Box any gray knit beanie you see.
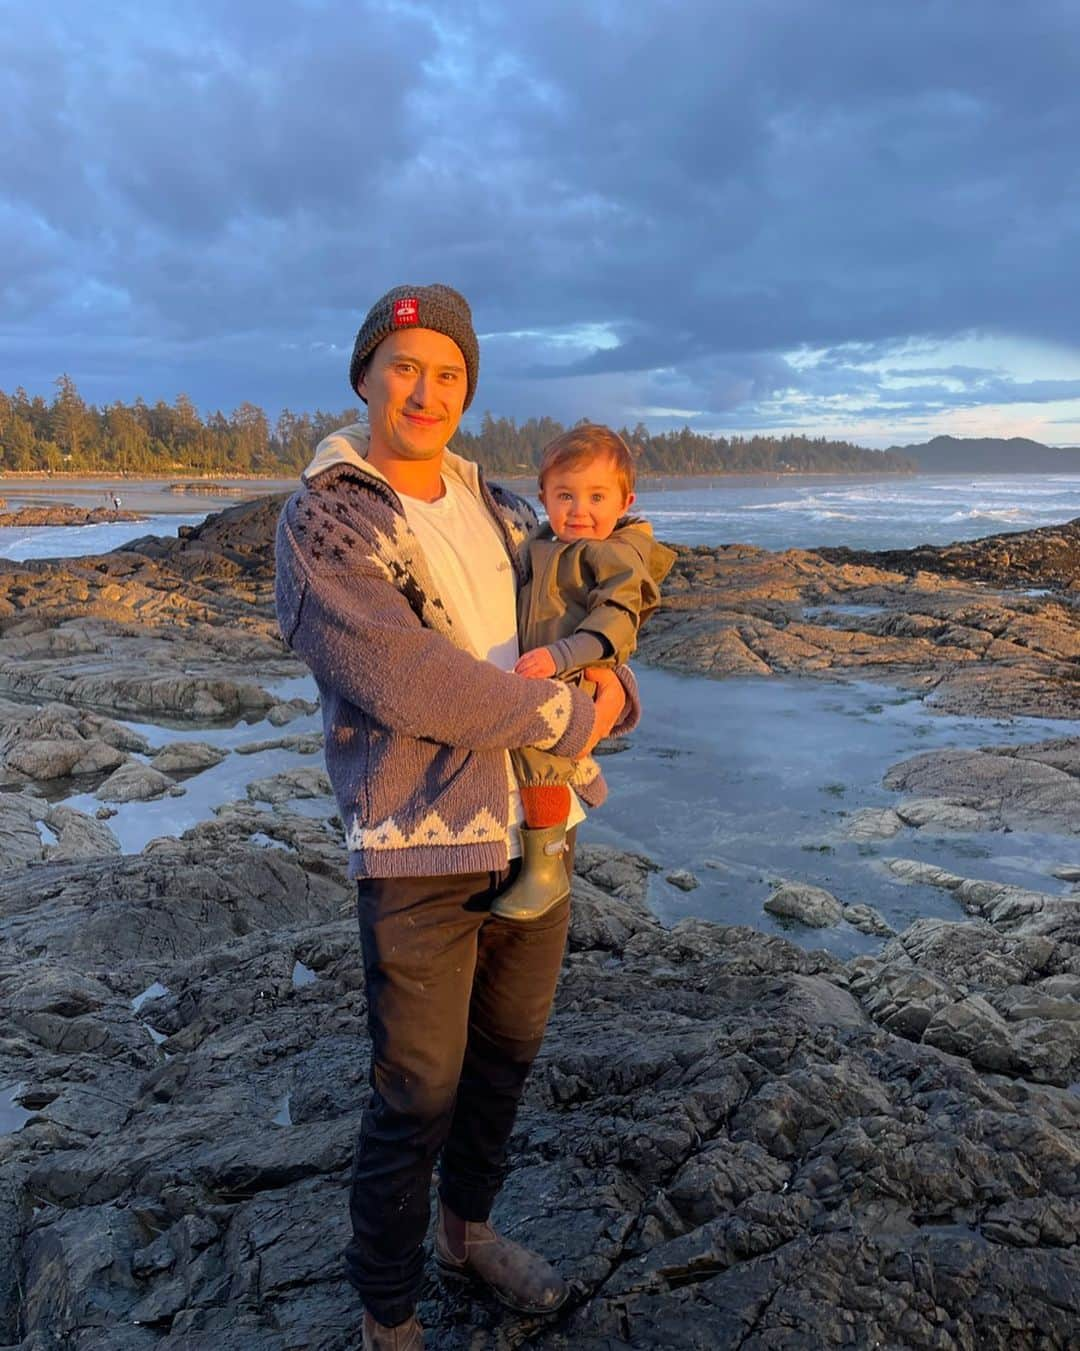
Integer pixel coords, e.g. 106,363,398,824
349,284,479,409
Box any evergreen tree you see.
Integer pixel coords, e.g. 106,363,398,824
0,378,922,477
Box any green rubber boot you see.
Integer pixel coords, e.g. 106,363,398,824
491,825,571,920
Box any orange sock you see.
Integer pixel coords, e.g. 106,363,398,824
520,784,571,829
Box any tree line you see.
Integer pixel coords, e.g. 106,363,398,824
0,378,916,477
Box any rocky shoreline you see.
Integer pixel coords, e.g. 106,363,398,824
0,506,145,528
0,503,1077,1348
641,519,1080,719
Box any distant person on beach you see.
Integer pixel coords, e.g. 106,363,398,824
112,494,121,512
494,425,675,919
274,284,633,1350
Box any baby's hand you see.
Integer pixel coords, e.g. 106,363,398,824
515,647,557,678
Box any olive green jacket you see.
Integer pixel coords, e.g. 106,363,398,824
519,519,677,675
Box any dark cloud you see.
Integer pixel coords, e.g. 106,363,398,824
2,0,1080,439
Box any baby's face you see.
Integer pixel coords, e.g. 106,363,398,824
539,456,635,542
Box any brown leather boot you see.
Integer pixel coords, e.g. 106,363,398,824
435,1200,568,1314
361,1310,424,1350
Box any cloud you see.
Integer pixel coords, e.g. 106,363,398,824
2,0,1080,442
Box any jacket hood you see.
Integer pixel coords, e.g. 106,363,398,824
301,422,483,499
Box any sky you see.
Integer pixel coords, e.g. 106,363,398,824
3,0,1080,448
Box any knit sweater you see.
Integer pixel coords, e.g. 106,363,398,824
274,424,637,879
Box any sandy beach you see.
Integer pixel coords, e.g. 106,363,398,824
0,475,300,516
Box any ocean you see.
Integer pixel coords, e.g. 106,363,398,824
632,472,1080,552
2,472,1079,560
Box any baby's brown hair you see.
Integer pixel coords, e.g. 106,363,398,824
537,424,636,500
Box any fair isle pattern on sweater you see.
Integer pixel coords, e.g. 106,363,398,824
276,448,602,878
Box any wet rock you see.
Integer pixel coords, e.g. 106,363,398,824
885,858,1080,945
0,498,291,725
883,857,961,890
841,902,894,937
895,797,986,831
2,840,1080,1347
879,916,1055,991
994,984,1080,1023
636,524,1080,719
0,792,48,869
95,761,178,803
186,803,349,889
4,735,127,781
665,869,699,891
42,805,121,861
246,767,333,806
848,959,961,1038
922,994,1027,1073
149,741,228,774
266,698,319,726
0,506,143,526
764,882,844,928
820,515,1080,591
885,741,1080,834
0,703,144,785
844,807,903,841
568,846,660,953
234,732,324,756
849,908,1080,1086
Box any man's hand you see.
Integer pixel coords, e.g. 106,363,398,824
515,647,557,678
576,666,626,758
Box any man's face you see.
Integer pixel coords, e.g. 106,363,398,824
539,456,634,542
358,328,468,462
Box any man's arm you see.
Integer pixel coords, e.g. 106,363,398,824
276,508,596,759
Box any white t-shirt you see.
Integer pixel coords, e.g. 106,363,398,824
403,473,585,856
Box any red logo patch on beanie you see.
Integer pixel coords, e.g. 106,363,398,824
392,297,419,327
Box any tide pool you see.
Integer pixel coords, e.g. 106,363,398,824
51,664,1080,957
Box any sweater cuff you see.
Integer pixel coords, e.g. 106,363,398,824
610,663,641,737
547,682,596,760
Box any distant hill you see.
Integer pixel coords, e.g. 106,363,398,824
890,435,1080,474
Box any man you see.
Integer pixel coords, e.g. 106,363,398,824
275,285,631,1350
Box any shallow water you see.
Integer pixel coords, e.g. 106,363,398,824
0,515,208,561
53,665,1080,957
0,1084,34,1135
588,668,1080,956
62,705,324,853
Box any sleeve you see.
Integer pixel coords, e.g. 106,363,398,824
275,501,595,759
575,538,663,666
546,631,610,675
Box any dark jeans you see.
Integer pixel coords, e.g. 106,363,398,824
344,834,574,1326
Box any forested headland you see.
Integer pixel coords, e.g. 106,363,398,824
0,377,917,477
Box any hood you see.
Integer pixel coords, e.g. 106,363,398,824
301,422,484,500
620,518,678,585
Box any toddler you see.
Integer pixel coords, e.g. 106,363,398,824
494,425,675,920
